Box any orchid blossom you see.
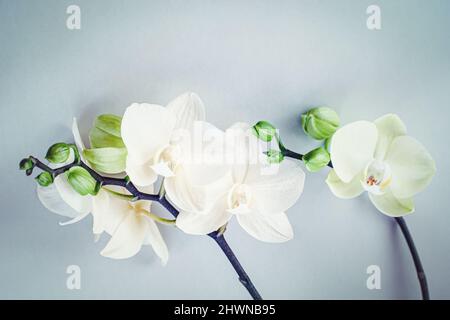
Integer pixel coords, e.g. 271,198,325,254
326,114,436,216
121,92,205,187
166,123,305,242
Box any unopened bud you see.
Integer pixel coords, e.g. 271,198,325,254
303,147,330,172
45,143,71,164
66,166,100,196
35,172,53,187
252,121,277,142
301,107,340,140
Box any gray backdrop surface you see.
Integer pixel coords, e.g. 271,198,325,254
0,0,449,299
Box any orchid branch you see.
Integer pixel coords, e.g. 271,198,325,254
281,148,430,300
26,155,263,300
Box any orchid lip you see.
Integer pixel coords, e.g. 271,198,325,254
361,159,392,195
227,183,252,214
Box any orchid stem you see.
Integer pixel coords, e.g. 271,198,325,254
395,217,430,300
212,234,263,300
26,156,262,300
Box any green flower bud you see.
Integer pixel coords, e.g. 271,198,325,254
66,166,100,196
83,147,127,174
252,121,277,142
45,143,71,164
266,150,284,164
89,114,125,149
303,147,331,172
35,172,53,187
301,107,340,140
19,158,34,171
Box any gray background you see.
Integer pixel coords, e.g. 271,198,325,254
0,0,449,299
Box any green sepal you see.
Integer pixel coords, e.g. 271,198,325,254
83,147,127,174
89,127,125,148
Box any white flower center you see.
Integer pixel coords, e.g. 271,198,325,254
154,144,183,171
227,184,252,214
362,159,392,195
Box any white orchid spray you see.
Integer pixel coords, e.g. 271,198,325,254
20,93,435,300
260,107,435,300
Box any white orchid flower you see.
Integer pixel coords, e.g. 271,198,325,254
121,92,205,187
37,119,168,264
326,114,436,217
165,123,306,243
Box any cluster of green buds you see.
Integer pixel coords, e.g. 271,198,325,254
300,107,339,172
252,106,340,171
20,141,101,196
252,121,285,164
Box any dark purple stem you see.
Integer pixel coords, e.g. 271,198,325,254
28,156,262,300
395,217,430,300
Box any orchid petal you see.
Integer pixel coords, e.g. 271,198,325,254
246,159,305,215
121,103,176,164
369,191,414,217
59,210,90,226
125,155,157,187
330,121,378,183
72,118,86,154
373,114,407,160
237,211,293,243
165,166,233,214
326,169,364,199
100,210,148,259
144,218,169,265
385,136,436,199
36,183,79,218
91,189,111,235
167,92,206,131
175,198,231,235
92,187,131,236
151,161,175,177
225,122,264,183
